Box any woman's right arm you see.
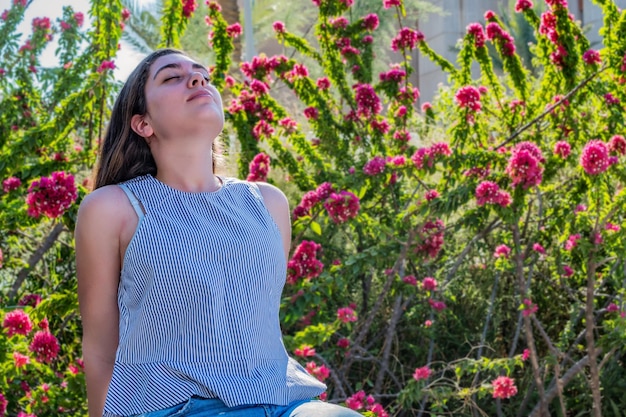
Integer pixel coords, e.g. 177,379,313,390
75,186,129,417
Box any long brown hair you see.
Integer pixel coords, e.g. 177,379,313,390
93,48,222,189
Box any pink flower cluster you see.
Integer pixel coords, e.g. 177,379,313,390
293,182,334,218
345,391,389,417
467,23,486,48
494,244,511,258
553,141,571,158
475,181,511,207
609,135,626,155
323,191,360,223
240,55,286,79
305,361,330,382
182,0,197,18
18,293,42,307
422,277,437,291
379,68,406,83
3,309,33,337
246,153,270,182
26,171,78,219
522,298,538,317
429,299,447,311
391,27,423,52
580,140,609,175
506,142,544,189
29,330,60,363
287,240,324,284
564,233,580,251
294,345,316,357
3,176,21,192
13,351,30,368
413,365,431,381
492,376,518,399
514,0,533,12
97,59,115,72
582,49,601,65
485,22,516,56
363,156,386,175
354,83,382,118
454,86,481,111
337,307,357,323
362,13,379,31
416,219,445,258
383,0,401,8
532,243,546,254
411,142,451,170
272,21,286,33
226,23,242,38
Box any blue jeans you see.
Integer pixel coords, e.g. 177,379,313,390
128,397,362,417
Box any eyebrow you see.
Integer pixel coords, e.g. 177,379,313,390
153,62,208,80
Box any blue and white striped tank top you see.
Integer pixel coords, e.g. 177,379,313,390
103,174,326,417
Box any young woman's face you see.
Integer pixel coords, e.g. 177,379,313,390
142,53,224,141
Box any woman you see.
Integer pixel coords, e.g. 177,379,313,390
75,49,361,417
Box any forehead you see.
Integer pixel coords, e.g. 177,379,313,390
149,54,207,77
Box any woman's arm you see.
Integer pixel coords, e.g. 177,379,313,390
256,182,292,261
75,186,132,417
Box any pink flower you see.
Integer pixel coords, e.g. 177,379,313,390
515,0,533,12
606,223,620,232
574,204,587,213
363,156,386,176
413,366,431,381
421,102,432,112
391,27,423,51
362,13,379,31
182,0,197,18
454,86,481,112
383,0,401,8
492,376,518,399
582,49,601,65
26,172,78,219
272,21,286,33
607,303,619,313
604,93,620,105
252,120,274,140
96,59,115,72
403,275,417,286
532,243,545,254
337,307,358,323
29,331,60,363
324,191,360,223
3,176,21,193
425,190,439,201
522,299,538,317
303,106,319,120
246,153,270,182
506,145,544,189
354,83,382,118
554,141,571,158
294,345,316,357
608,135,626,155
424,319,433,328
74,12,84,26
522,348,530,361
3,309,33,337
564,234,581,251
337,338,350,348
121,8,131,21
467,23,486,48
422,277,437,291
346,391,366,410
0,393,6,417
416,219,445,258
316,77,331,90
562,265,574,277
306,361,330,382
580,140,609,175
429,299,447,311
494,244,511,258
18,293,42,307
287,241,323,284
475,181,511,207
226,22,242,37
13,351,30,367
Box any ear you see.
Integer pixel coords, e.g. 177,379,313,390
130,114,154,139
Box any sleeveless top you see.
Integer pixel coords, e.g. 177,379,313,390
102,174,326,417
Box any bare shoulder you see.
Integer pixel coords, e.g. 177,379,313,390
255,181,289,214
75,185,133,232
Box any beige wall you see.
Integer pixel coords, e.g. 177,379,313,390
415,0,626,103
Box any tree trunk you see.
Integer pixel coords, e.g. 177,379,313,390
215,0,242,64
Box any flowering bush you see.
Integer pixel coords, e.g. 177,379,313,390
1,0,626,416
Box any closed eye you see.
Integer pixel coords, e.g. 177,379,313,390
164,76,180,82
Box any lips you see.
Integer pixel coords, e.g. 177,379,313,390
187,89,212,101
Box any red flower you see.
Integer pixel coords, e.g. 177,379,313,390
246,153,270,182
413,366,431,381
29,331,60,363
492,376,518,399
3,309,33,337
580,140,609,175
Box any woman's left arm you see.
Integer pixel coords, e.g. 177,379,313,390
256,182,291,261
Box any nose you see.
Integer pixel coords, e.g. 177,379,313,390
188,71,206,88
